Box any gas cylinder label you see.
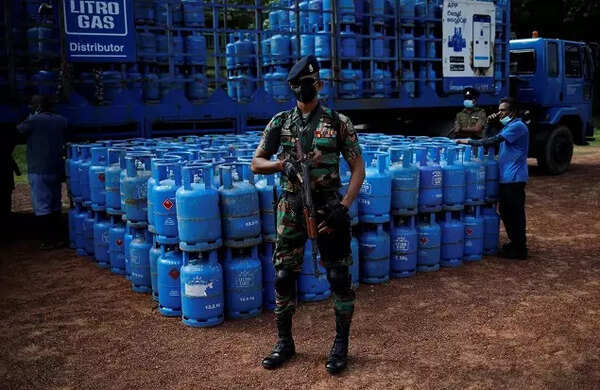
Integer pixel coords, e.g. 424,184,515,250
168,289,180,297
185,282,214,297
360,181,372,194
135,184,146,198
244,220,259,228
240,296,255,302
130,254,140,264
432,171,442,186
393,236,409,252
235,271,255,288
101,231,109,243
165,217,176,226
162,198,174,210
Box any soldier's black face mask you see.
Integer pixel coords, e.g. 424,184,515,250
290,77,318,103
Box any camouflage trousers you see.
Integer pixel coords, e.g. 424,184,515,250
273,191,355,318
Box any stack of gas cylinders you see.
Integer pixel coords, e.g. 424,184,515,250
66,133,499,328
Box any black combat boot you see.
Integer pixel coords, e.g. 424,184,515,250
325,312,352,374
262,313,295,369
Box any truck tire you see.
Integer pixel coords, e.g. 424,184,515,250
536,126,573,175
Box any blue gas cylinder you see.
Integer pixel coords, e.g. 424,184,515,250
138,31,156,62
272,66,290,100
262,34,272,66
226,34,237,70
315,30,331,60
237,70,256,102
154,1,168,25
157,244,183,316
143,72,160,101
185,33,207,65
176,164,222,251
181,250,224,327
260,240,276,311
359,223,390,284
484,147,499,202
308,0,322,28
264,68,273,95
149,238,160,301
187,71,208,101
31,70,57,97
134,0,154,24
372,30,385,59
129,227,152,293
442,146,465,210
318,68,333,100
339,160,359,225
223,246,262,319
390,147,419,216
440,211,464,267
427,32,436,58
482,204,499,255
372,66,386,97
103,70,123,103
359,152,391,223
463,145,486,205
372,0,385,24
271,33,290,63
256,174,281,240
350,234,359,288
390,215,418,277
299,240,331,302
416,147,442,213
402,29,415,59
172,1,184,25
417,212,441,272
400,0,416,18
300,30,315,57
151,159,182,244
108,216,126,275
127,66,143,100
338,0,355,23
93,211,111,268
463,206,484,262
269,5,279,31
235,34,254,67
123,222,138,281
403,67,416,98
78,144,96,206
81,210,95,257
123,153,153,224
182,0,205,27
74,203,87,255
68,145,82,200
219,165,261,247
340,26,356,58
89,146,108,211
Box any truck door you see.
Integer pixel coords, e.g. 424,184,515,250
544,40,561,107
562,43,584,107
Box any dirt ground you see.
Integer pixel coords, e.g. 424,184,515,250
2,148,600,390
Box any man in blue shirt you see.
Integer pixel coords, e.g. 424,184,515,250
457,97,529,259
17,95,68,250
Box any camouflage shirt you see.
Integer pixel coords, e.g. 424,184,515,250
259,104,362,193
453,107,487,139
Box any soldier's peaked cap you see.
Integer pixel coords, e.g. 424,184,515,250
463,87,480,99
287,55,320,82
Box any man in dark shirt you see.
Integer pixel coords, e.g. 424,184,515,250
17,95,68,249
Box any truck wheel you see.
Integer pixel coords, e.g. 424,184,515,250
536,126,573,175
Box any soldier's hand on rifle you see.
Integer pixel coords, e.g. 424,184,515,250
488,111,501,121
282,160,303,184
318,203,350,234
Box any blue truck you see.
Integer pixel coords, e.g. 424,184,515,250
0,0,595,174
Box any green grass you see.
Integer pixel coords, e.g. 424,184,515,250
588,127,600,147
12,145,28,185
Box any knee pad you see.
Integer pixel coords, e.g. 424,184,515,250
327,266,351,294
274,269,298,298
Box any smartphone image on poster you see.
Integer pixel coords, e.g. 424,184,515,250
473,14,491,68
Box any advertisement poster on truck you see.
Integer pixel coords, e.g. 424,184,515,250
442,0,496,93
63,0,136,62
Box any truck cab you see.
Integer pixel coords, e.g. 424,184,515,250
509,38,595,174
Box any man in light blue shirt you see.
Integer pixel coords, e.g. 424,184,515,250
457,97,529,259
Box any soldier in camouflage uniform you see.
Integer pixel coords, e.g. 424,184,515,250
251,55,365,374
450,87,487,139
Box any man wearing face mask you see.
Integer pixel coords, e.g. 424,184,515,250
450,87,487,139
251,55,365,374
457,97,529,260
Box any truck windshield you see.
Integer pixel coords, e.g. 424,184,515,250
510,50,536,74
